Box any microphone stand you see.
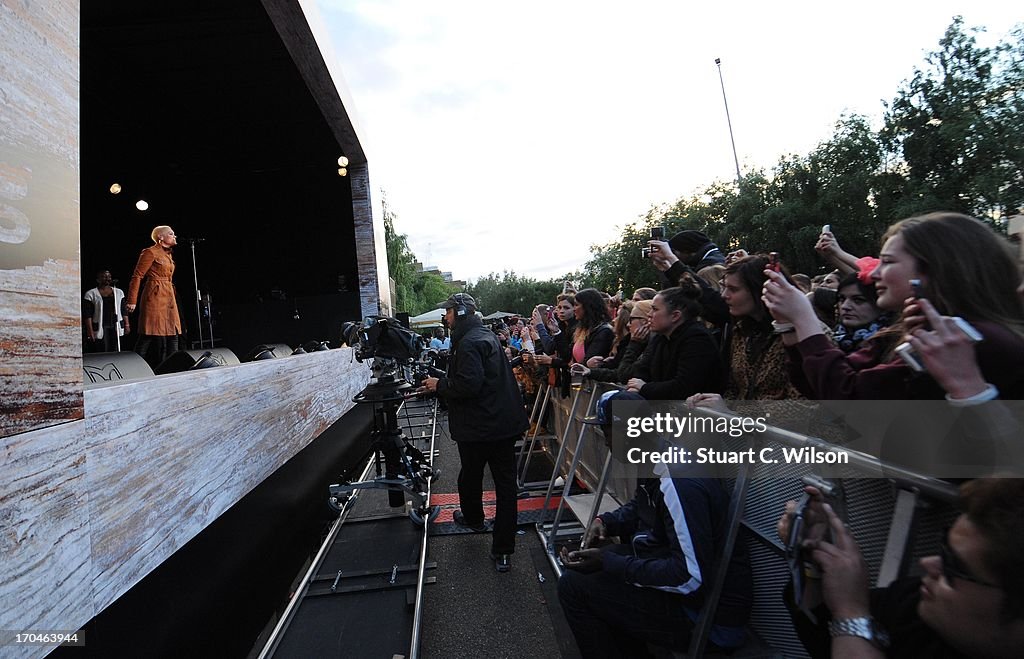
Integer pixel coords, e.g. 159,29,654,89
203,293,214,349
188,238,207,348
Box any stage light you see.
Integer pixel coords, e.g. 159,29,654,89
136,199,149,211
109,183,122,194
337,156,349,167
337,167,347,177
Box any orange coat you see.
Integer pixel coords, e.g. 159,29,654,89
127,244,182,336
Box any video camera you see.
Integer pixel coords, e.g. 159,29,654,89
341,316,443,391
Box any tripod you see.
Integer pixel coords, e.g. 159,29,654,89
328,376,439,525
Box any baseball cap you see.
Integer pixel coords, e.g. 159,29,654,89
436,292,476,311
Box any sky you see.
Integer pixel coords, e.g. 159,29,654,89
315,1,1021,283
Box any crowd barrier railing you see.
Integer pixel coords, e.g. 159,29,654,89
532,375,961,658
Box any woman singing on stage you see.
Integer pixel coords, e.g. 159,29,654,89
127,225,182,367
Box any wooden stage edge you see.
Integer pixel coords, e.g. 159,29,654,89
0,348,369,654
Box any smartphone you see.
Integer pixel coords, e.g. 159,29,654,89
650,226,665,239
787,492,811,605
894,341,925,373
768,252,781,273
909,278,924,299
821,224,831,234
952,317,984,342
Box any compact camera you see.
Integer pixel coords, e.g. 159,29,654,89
641,226,666,258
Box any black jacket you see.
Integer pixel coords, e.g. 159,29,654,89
589,335,648,384
580,323,615,363
632,319,725,400
436,315,530,442
660,262,730,329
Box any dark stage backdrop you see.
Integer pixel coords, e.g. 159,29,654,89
80,0,363,356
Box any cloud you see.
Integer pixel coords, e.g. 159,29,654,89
320,0,1022,283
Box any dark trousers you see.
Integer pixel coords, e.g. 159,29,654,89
135,334,179,368
456,437,518,555
86,327,119,353
557,545,694,659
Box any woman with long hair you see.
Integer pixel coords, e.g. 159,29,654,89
717,255,805,401
764,212,1024,400
527,294,578,397
571,288,614,364
589,301,633,371
573,299,653,385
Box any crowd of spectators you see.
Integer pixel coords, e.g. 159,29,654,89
424,212,1024,658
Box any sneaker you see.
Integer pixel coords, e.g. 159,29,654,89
452,510,489,533
491,553,512,573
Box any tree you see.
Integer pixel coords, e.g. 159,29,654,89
465,271,562,315
881,17,1024,223
577,18,1023,282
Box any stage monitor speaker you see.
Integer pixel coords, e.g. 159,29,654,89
244,345,275,362
155,348,240,375
83,351,155,387
267,343,293,359
242,343,294,362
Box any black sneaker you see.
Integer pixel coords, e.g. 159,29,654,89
491,553,512,573
452,510,489,533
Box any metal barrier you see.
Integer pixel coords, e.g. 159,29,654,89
534,376,961,658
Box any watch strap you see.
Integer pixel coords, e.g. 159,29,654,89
829,616,890,649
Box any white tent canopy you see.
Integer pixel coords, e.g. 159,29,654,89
408,308,445,329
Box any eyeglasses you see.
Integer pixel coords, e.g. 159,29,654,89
939,534,999,589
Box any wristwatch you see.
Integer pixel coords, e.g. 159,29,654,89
828,616,890,649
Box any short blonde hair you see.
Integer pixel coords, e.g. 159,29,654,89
151,225,172,243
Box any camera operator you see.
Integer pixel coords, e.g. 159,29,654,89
419,293,529,573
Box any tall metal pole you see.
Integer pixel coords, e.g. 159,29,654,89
189,239,204,348
715,57,742,185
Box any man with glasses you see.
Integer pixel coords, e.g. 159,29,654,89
780,478,1024,658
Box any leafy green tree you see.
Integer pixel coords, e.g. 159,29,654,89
881,17,1024,222
576,18,1022,283
465,271,562,315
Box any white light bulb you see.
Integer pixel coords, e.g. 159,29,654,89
109,183,122,194
337,168,348,177
136,200,149,211
337,156,349,167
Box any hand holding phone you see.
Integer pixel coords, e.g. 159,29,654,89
781,487,830,607
559,546,603,573
768,252,782,273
